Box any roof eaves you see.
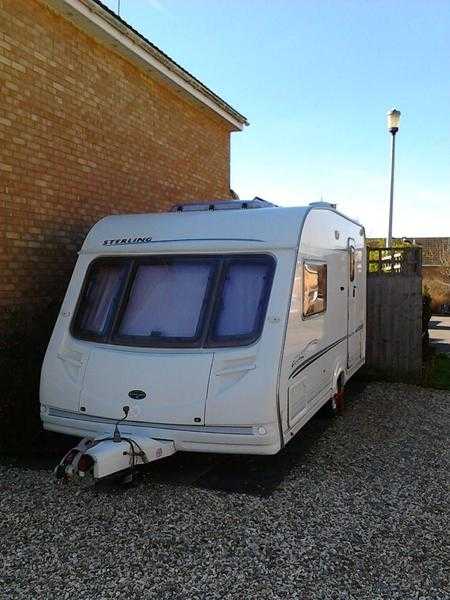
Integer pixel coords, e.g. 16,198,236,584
56,0,249,128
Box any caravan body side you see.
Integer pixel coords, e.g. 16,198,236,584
279,208,366,443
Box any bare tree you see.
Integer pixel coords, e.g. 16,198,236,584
435,239,450,279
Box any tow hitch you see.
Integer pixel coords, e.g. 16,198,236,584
55,405,176,482
55,433,176,483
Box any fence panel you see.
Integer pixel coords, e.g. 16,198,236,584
366,247,422,377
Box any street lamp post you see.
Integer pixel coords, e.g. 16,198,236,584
386,108,401,247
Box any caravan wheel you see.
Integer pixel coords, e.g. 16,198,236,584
322,377,345,417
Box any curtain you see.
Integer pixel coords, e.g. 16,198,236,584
79,263,126,334
118,261,212,338
213,262,269,338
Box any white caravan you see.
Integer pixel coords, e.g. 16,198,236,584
40,200,366,481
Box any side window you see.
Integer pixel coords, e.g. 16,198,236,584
349,245,355,282
303,262,327,317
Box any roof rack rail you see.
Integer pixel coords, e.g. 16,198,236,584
170,198,278,212
309,201,337,210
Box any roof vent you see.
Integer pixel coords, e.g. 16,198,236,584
309,201,337,210
170,198,278,212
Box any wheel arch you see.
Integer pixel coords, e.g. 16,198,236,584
332,361,346,394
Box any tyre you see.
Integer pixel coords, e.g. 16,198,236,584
321,377,345,417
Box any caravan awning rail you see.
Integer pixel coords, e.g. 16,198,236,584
170,199,278,212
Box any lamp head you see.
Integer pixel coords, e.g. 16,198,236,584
387,108,401,134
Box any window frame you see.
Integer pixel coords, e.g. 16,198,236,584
206,255,276,348
70,253,276,349
111,255,221,349
70,256,133,343
302,259,328,319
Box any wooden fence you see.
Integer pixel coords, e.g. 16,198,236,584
366,246,423,377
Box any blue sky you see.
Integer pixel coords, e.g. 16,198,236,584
104,0,449,237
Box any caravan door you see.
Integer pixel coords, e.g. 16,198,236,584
347,238,363,368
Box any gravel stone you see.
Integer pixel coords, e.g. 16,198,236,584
0,381,449,599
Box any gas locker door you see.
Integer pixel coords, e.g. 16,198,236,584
347,238,362,368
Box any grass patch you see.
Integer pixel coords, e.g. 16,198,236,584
422,353,450,391
356,347,450,391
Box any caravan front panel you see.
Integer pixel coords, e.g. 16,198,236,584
79,348,213,424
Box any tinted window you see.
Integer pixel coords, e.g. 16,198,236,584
303,262,327,317
115,259,215,343
73,261,128,338
209,258,275,346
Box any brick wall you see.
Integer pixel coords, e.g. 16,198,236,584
416,238,450,313
0,0,233,316
414,238,450,266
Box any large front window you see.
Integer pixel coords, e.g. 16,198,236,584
72,254,275,347
116,258,216,344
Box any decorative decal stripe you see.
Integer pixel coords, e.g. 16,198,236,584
142,238,266,244
289,336,348,380
102,237,265,246
47,407,254,435
348,323,364,337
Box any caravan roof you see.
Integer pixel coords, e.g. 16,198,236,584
80,206,311,255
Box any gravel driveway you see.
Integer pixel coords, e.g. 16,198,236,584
1,382,449,600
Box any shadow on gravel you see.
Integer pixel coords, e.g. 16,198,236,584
0,432,79,471
94,416,337,499
1,381,367,499
148,380,366,498
193,417,334,498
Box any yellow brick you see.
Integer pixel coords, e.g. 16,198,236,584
11,60,26,72
0,53,11,67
